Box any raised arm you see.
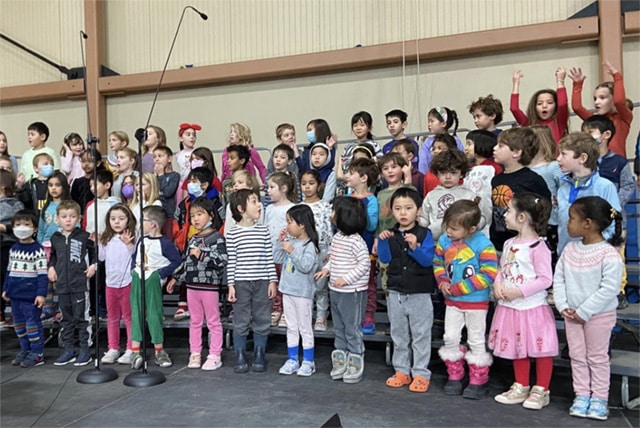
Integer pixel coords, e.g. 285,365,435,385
568,67,592,120
510,70,529,126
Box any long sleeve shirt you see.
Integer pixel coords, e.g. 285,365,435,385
274,238,318,299
99,236,134,288
226,223,277,285
60,150,84,183
19,146,60,181
131,235,181,281
323,231,370,293
221,146,268,182
510,87,569,143
418,135,464,175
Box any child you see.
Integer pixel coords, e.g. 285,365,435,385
489,193,558,410
25,153,55,214
105,130,129,179
83,169,120,238
468,94,504,135
222,144,251,205
153,146,180,219
553,197,624,420
556,132,620,254
491,128,551,251
119,174,136,206
167,197,227,371
423,134,462,196
295,119,336,176
111,147,137,199
433,200,498,399
378,187,435,393
510,68,569,143
98,204,136,365
226,189,278,373
129,205,181,369
268,124,299,174
189,147,222,193
20,121,60,181
129,172,162,229
315,197,370,383
392,139,424,196
418,107,463,175
141,125,167,174
222,123,267,182
309,143,336,203
383,109,419,160
2,210,47,367
569,60,633,157
377,152,412,234
300,170,333,331
48,201,96,366
0,130,19,172
60,132,86,184
37,171,71,247
263,143,297,206
223,170,260,235
71,148,104,217
175,123,201,202
275,205,319,376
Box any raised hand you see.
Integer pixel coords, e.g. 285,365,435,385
603,60,618,77
568,67,585,83
555,67,566,84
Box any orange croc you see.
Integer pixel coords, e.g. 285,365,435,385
386,371,412,388
409,376,430,393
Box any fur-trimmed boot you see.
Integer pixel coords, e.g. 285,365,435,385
439,346,467,395
463,351,492,399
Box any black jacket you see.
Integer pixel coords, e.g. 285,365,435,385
49,227,96,294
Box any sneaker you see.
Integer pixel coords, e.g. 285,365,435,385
546,290,555,306
495,382,530,405
362,318,375,335
271,311,281,327
586,398,609,421
617,293,629,310
522,386,550,410
117,350,134,365
188,353,202,369
21,352,44,368
54,350,76,366
569,395,590,418
330,350,347,380
297,360,315,377
174,305,190,321
131,352,143,369
12,350,29,366
202,355,222,371
101,349,121,364
74,351,92,366
314,318,327,332
279,359,300,375
155,350,172,368
278,313,287,328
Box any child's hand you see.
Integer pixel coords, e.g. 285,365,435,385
227,285,237,302
555,67,566,83
568,67,585,83
572,312,585,324
121,229,135,246
34,296,45,308
378,230,393,240
326,134,337,148
154,164,165,176
402,163,412,183
89,232,96,242
2,291,8,302
512,70,524,85
48,266,57,282
267,282,277,299
16,172,25,189
333,277,348,288
561,308,576,319
603,60,618,77
314,269,329,280
166,278,176,294
85,264,96,278
501,287,523,302
404,233,418,251
282,241,293,254
277,228,288,242
372,238,378,256
439,282,452,296
189,247,201,259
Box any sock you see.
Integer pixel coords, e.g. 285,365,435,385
302,348,314,362
154,345,163,352
513,358,530,387
535,357,553,390
287,346,298,361
132,346,140,353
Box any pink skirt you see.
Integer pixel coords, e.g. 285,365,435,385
488,304,558,359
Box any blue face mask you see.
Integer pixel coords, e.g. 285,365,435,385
203,221,213,230
187,182,204,197
306,130,316,144
40,164,54,178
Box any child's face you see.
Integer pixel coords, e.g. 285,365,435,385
278,128,296,146
81,154,95,175
0,159,12,172
386,116,405,138
535,93,556,121
69,139,85,156
109,209,129,234
48,176,63,199
427,115,446,134
180,129,197,149
189,177,208,193
229,127,240,145
346,169,364,189
593,87,613,115
227,152,243,172
144,127,159,148
189,206,212,230
232,176,250,192
391,146,413,164
36,158,53,174
503,199,521,231
272,150,292,172
123,176,135,188
437,169,462,189
493,141,517,165
13,218,36,238
381,161,403,185
285,214,304,238
310,146,328,168
431,141,449,156
91,179,110,199
153,150,171,170
109,135,126,152
392,196,419,229
267,179,284,202
472,109,495,130
352,118,370,141
142,216,157,235
464,139,475,161
556,148,583,173
58,208,79,232
241,193,262,221
117,151,133,172
28,130,45,148
300,174,319,199
582,126,608,146
136,178,151,199
566,206,585,238
445,221,472,241
0,134,7,153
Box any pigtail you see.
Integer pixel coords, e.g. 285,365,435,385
531,196,551,237
285,171,298,203
448,109,459,135
608,209,624,247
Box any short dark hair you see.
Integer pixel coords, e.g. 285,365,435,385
392,139,416,156
582,114,616,141
272,143,294,160
443,199,481,231
189,196,222,230
143,205,167,229
333,196,367,235
12,209,38,228
227,144,250,167
94,169,114,186
497,127,538,166
378,152,407,170
348,158,379,186
432,133,459,151
188,167,213,189
229,188,260,222
465,130,497,159
468,94,504,124
28,121,49,141
389,187,422,208
430,149,470,177
385,109,408,122
153,145,173,156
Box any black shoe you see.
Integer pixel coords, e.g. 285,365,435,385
617,293,629,310
252,347,266,372
443,379,465,395
233,349,248,373
462,382,490,400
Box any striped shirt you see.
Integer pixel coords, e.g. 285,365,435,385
323,231,370,293
226,223,277,285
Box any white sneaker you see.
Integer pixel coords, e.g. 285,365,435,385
522,386,550,410
495,382,530,404
101,349,121,364
279,359,299,375
297,360,316,377
314,318,327,332
278,314,287,328
117,349,134,365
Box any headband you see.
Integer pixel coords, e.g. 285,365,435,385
179,123,202,136
353,145,374,158
434,106,448,124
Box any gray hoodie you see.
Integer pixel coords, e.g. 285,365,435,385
274,237,318,299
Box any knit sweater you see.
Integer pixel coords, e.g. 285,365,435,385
275,238,318,299
323,231,370,293
2,241,48,301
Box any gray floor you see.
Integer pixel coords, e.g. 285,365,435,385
1,326,638,427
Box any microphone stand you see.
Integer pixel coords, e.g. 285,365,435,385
124,5,207,388
77,30,118,384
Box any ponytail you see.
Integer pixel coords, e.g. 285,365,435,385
608,209,624,247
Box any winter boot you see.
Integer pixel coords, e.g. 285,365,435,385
343,353,364,384
463,352,492,400
233,334,249,373
252,333,267,372
439,346,467,395
330,350,347,380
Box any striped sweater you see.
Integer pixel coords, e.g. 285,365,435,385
226,223,277,285
323,231,370,293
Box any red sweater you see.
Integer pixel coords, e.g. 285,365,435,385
510,87,569,144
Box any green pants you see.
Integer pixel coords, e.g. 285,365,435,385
130,270,164,344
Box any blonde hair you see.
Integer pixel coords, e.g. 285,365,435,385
130,172,160,207
117,147,137,167
230,123,252,147
108,130,129,147
530,125,557,162
231,169,260,191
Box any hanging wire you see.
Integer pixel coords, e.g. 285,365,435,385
401,0,406,109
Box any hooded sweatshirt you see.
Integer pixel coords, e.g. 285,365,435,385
48,227,96,294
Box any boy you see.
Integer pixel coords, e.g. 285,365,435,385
153,146,180,219
346,158,379,334
20,122,60,181
83,169,119,237
382,109,419,162
22,153,55,214
377,187,435,393
130,205,181,369
377,153,413,234
556,132,620,254
468,95,504,135
267,124,299,174
392,139,424,196
263,143,298,205
491,128,551,251
222,144,251,206
2,210,48,367
227,188,278,373
421,150,490,241
48,201,97,366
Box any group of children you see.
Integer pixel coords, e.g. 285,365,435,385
0,62,636,421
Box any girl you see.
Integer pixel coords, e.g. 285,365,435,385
223,170,260,236
129,172,162,229
418,106,463,175
141,125,167,174
315,197,370,384
300,170,333,331
119,174,136,206
489,193,558,410
0,131,19,173
60,133,87,184
423,134,461,196
309,143,336,203
98,204,136,365
0,169,24,325
264,172,297,327
569,60,633,157
510,68,569,143
175,123,201,202
112,147,137,199
37,171,71,247
221,123,267,182
352,145,375,160
106,131,129,180
71,148,104,217
167,197,227,371
553,197,623,421
275,205,319,376
433,199,498,399
181,147,222,196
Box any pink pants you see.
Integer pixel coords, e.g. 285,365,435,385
187,288,223,356
565,310,616,400
105,285,132,351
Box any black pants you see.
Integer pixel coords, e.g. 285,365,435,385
58,292,92,351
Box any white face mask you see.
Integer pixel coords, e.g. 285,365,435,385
13,226,34,240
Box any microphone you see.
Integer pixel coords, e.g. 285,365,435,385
187,5,208,21
80,30,88,39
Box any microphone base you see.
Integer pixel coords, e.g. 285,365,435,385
76,367,118,384
123,370,166,388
